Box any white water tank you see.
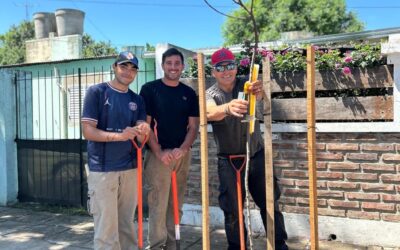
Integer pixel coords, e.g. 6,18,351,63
55,9,85,36
33,12,56,39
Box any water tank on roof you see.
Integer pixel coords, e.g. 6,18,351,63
55,9,85,36
33,12,56,39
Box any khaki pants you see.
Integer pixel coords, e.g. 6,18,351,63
88,169,138,250
144,150,191,250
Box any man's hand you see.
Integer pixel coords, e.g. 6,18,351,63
120,126,141,141
172,147,188,160
226,99,248,117
157,150,174,166
134,122,150,137
246,80,263,99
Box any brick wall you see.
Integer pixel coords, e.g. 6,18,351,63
186,132,400,223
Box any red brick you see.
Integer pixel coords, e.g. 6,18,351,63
327,143,359,151
297,143,326,150
318,208,346,217
361,183,395,192
317,190,344,198
327,181,359,190
278,179,295,187
317,172,344,180
345,173,378,181
280,151,307,159
328,162,360,171
296,198,327,207
382,194,400,203
381,174,400,183
347,153,378,161
296,180,327,189
283,188,309,197
347,192,380,201
279,197,296,205
345,134,379,141
361,163,395,172
328,200,359,209
347,210,380,220
362,202,396,212
281,133,307,140
382,133,400,141
282,170,308,178
297,161,327,169
273,160,294,168
382,153,400,162
275,143,294,149
283,205,309,214
381,213,400,222
316,152,344,161
316,134,342,141
362,143,394,152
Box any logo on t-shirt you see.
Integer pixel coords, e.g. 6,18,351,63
182,96,187,101
104,98,111,106
129,102,137,111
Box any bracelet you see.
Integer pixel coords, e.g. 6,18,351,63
224,104,230,116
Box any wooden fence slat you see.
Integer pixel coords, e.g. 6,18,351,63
307,45,319,250
197,53,210,250
262,57,275,250
271,96,393,121
270,65,394,93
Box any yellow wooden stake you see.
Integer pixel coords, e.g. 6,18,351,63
197,52,210,250
262,58,275,250
244,64,260,134
307,46,319,250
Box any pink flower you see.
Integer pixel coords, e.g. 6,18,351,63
260,49,269,57
344,56,352,63
342,66,351,75
240,58,250,67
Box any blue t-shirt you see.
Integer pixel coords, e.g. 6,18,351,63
82,82,146,172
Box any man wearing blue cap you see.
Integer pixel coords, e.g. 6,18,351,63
82,51,150,250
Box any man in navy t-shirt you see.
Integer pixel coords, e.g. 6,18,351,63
140,48,199,250
82,51,150,250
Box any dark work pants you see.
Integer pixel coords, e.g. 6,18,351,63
217,149,288,250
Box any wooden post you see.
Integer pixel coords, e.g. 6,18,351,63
306,45,319,250
262,57,275,250
197,52,210,250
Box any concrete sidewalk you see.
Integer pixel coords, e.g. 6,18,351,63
0,205,394,250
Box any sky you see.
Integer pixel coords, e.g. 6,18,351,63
0,0,399,51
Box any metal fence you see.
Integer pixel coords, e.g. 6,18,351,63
15,64,154,206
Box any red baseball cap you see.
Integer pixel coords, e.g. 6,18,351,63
211,48,235,66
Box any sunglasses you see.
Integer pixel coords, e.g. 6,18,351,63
214,63,237,72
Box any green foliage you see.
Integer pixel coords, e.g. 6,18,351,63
181,56,212,78
146,43,155,52
0,21,34,65
82,33,117,57
222,0,364,45
185,42,385,77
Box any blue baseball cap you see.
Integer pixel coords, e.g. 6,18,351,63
115,51,139,69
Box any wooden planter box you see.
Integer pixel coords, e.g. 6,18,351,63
181,65,394,122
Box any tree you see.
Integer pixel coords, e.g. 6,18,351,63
0,21,117,65
82,33,117,57
0,21,34,65
222,0,364,45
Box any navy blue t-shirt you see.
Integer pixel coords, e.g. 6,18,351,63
140,79,199,149
82,82,146,172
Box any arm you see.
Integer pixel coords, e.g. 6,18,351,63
206,99,249,121
82,120,140,142
172,116,199,159
145,115,174,165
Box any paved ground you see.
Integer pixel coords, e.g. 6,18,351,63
0,206,397,249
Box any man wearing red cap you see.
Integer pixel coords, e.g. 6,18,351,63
206,48,289,250
82,51,150,249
